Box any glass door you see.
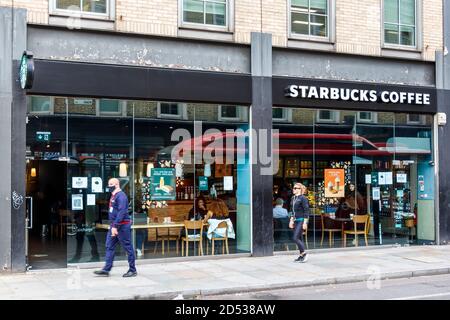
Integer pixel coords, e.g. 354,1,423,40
25,96,68,269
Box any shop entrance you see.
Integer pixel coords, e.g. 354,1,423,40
26,159,67,270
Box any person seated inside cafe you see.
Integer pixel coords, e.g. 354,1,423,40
273,198,289,242
204,198,230,221
187,197,208,221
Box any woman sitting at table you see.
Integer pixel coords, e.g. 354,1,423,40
187,197,208,221
204,198,229,222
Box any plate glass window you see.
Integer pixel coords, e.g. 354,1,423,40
291,0,329,38
384,0,416,47
183,0,227,27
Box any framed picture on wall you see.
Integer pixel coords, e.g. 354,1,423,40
285,157,300,178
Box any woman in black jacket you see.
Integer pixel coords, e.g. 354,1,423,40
289,183,310,263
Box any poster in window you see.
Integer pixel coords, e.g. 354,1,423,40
324,169,345,198
72,194,84,211
91,177,103,193
150,168,176,201
72,177,88,189
284,158,299,178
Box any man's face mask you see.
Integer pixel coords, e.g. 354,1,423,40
108,185,116,193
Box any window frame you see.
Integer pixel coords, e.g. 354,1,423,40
157,102,188,120
357,112,378,124
382,0,421,50
49,0,115,21
96,99,126,117
406,114,425,125
272,108,293,123
288,0,335,43
28,96,55,115
179,0,234,32
218,105,247,122
316,110,340,123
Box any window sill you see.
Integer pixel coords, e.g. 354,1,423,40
287,38,335,52
48,15,115,31
178,26,233,42
381,47,422,60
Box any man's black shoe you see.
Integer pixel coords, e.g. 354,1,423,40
93,270,109,276
123,270,137,278
294,256,304,262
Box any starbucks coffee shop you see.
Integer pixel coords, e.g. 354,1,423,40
1,10,450,272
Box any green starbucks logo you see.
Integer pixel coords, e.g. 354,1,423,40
19,51,34,90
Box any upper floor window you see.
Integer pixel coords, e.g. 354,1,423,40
290,0,330,39
182,0,228,28
50,0,114,20
98,99,123,116
383,0,417,47
316,110,339,123
407,114,425,125
273,108,292,122
357,112,378,123
29,96,53,114
218,105,247,122
157,102,186,119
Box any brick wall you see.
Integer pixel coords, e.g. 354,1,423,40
336,0,381,56
1,0,443,61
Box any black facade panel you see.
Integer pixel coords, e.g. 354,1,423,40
29,60,253,105
251,77,274,257
273,76,437,114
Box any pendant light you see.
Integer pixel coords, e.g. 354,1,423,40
146,163,154,177
119,162,128,177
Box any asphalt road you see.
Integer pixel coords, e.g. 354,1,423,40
199,274,450,300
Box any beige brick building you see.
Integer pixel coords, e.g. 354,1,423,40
1,0,443,61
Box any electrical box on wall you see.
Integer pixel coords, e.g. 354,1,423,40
438,112,447,126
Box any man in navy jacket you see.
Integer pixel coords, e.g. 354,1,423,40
94,178,137,277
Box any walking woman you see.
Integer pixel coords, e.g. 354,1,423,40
289,183,310,263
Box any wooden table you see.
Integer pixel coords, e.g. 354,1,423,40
96,222,207,255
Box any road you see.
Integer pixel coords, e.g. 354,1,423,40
199,274,450,300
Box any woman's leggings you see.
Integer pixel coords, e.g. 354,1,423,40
293,221,305,254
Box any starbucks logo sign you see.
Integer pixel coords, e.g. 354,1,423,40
19,51,34,90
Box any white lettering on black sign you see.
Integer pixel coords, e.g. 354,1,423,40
286,85,431,105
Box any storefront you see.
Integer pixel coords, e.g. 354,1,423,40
2,16,449,272
271,78,437,251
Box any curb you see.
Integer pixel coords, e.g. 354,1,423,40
132,266,450,300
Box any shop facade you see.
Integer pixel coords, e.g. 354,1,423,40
2,7,450,272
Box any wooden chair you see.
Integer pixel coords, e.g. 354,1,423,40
344,215,370,247
153,228,180,255
321,213,342,247
181,220,204,256
206,220,230,255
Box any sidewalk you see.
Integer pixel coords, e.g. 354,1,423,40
1,245,450,300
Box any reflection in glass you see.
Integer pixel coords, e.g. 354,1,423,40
273,108,434,251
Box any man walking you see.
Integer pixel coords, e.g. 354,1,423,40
94,178,137,277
